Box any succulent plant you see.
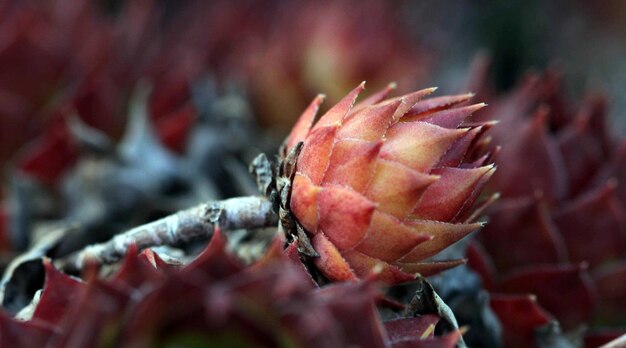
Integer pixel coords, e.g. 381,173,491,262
0,230,462,348
464,59,626,346
277,83,496,284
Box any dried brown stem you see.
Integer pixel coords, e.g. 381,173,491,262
55,196,277,272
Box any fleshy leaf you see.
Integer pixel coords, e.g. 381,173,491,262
399,221,482,262
313,82,365,129
286,94,325,150
311,233,358,281
290,173,321,233
317,185,376,250
183,228,244,279
384,315,440,341
390,330,462,348
406,93,475,116
337,99,401,142
412,165,495,222
498,263,597,329
365,159,438,218
352,82,397,112
391,87,439,121
341,249,415,283
490,294,553,348
323,139,381,192
0,309,54,348
32,259,83,324
354,211,431,262
381,122,467,172
553,181,625,266
478,198,568,272
405,103,487,128
437,126,486,167
16,124,78,184
490,108,568,202
297,125,338,185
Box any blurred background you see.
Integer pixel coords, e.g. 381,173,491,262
0,0,625,270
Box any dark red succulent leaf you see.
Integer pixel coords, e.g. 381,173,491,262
497,263,597,329
14,121,78,185
477,197,568,272
31,258,83,324
553,181,625,266
384,314,439,341
466,57,626,337
109,244,168,290
307,282,389,348
182,228,246,280
466,242,497,290
155,103,197,153
468,64,615,202
51,278,131,348
137,248,180,273
489,108,568,202
0,309,55,348
556,96,613,197
389,331,463,348
0,229,461,347
490,294,553,348
596,139,626,208
119,231,379,347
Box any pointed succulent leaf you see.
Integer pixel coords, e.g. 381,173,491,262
297,125,338,185
477,197,568,272
354,211,432,262
412,165,495,222
286,94,325,150
352,82,397,112
381,122,468,172
313,82,364,129
323,139,382,192
32,259,83,324
311,233,359,281
407,93,475,116
340,249,415,283
384,314,440,341
553,181,625,266
399,221,483,263
365,160,438,218
337,99,401,141
405,103,486,127
490,294,553,348
0,309,54,348
498,264,597,329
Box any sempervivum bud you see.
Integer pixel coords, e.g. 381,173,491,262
283,83,496,283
